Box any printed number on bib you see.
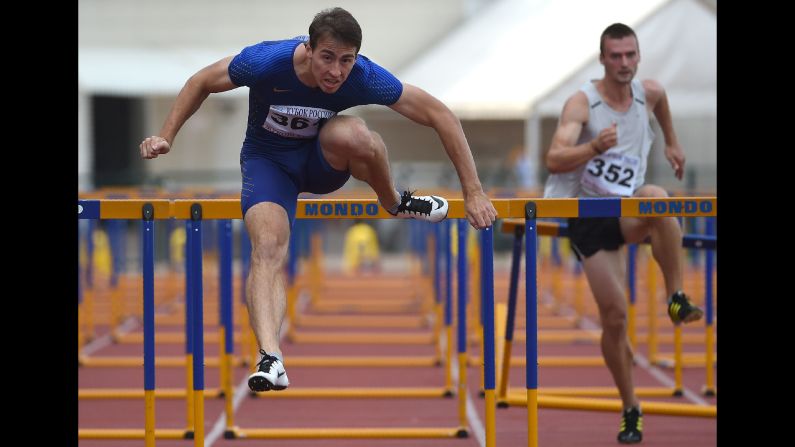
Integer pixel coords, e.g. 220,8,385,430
581,152,639,197
262,105,336,139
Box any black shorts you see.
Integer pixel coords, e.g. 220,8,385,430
567,217,625,261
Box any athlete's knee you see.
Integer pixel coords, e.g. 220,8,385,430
250,231,289,269
320,116,381,160
363,131,387,161
634,185,682,229
599,305,628,334
347,126,383,162
634,184,669,198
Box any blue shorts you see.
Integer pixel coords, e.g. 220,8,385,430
240,139,351,225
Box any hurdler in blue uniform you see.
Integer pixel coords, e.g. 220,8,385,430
139,8,498,394
229,36,405,224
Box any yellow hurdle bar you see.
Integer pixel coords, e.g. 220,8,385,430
508,387,679,398
471,355,605,367
308,301,425,313
674,325,684,393
295,314,428,329
287,355,439,367
704,324,716,394
80,354,440,368
289,331,434,344
114,331,245,344
80,197,717,220
650,353,718,367
528,389,538,447
79,388,223,399
236,427,465,439
458,352,468,429
79,355,245,368
194,389,204,447
78,429,187,439
144,390,155,447
505,395,716,418
510,331,708,344
246,387,451,399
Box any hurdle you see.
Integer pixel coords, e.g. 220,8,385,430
642,217,717,396
81,216,443,372
78,221,244,438
254,218,456,400
77,197,528,444
277,218,446,370
78,225,85,352
244,218,457,403
495,217,718,402
81,219,96,342
77,198,482,444
491,207,716,447
288,223,435,321
78,196,716,446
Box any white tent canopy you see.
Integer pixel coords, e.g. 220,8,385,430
78,47,247,97
534,0,716,118
398,0,714,120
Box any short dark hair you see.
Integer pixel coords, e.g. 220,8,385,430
600,23,638,55
308,7,362,53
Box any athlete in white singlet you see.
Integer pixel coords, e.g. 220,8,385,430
542,23,704,445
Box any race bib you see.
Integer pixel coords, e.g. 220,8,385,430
580,151,640,197
262,105,336,139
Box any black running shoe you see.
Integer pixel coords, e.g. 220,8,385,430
617,407,643,444
248,350,289,392
393,190,448,223
667,291,704,324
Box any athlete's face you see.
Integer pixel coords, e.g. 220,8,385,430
306,37,357,94
599,36,640,84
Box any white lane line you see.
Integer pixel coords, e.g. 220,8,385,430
206,289,485,446
449,335,486,447
204,290,302,446
579,315,711,406
466,392,487,447
80,317,139,355
633,354,711,406
204,376,254,445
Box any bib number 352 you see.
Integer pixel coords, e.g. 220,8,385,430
581,152,639,197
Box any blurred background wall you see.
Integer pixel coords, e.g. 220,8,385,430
79,0,715,195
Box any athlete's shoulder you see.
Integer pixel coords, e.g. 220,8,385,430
561,90,590,123
238,38,302,62
348,54,375,79
640,79,665,105
230,38,301,87
568,89,590,106
343,53,403,105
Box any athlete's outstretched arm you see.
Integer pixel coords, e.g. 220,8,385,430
643,79,685,180
140,56,238,159
389,83,497,229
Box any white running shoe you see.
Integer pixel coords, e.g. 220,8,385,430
392,191,448,223
248,350,289,392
